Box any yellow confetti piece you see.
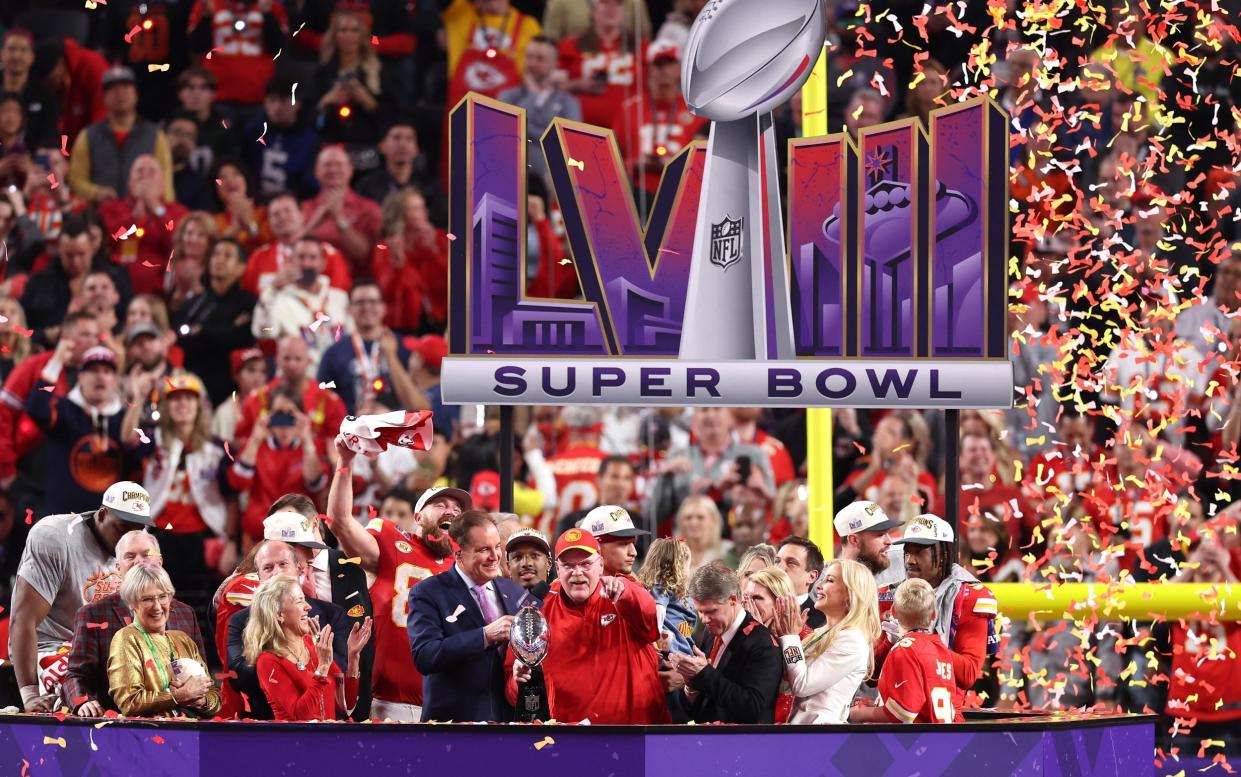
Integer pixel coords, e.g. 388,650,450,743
533,736,555,750
44,736,66,748
147,64,170,73
566,158,585,172
836,68,854,87
338,556,362,565
85,0,97,7
557,258,572,266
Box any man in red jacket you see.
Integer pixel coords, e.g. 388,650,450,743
508,528,669,723
0,311,100,487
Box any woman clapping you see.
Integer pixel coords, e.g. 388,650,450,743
771,559,880,724
243,576,372,721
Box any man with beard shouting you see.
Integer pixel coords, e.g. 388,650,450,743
328,435,466,721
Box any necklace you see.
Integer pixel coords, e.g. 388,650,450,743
136,625,179,691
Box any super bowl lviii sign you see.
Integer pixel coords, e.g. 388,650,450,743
440,0,1013,408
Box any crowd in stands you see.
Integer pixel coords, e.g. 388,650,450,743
0,0,1236,761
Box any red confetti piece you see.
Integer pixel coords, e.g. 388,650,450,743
205,47,223,60
223,441,234,461
47,174,58,190
86,622,109,629
123,24,142,43
151,735,165,744
60,135,69,156
371,35,378,45
24,509,32,525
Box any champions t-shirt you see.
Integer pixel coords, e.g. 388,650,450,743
16,513,121,650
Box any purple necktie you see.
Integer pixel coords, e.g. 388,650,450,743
473,583,500,624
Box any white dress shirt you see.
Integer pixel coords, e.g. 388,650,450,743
310,550,331,602
779,627,870,724
455,564,502,622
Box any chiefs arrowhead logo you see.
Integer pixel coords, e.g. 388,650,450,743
600,614,616,626
347,604,365,618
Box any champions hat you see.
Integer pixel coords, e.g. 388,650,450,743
833,500,902,537
415,486,472,514
555,528,600,558
102,481,154,526
506,528,551,555
263,512,328,549
892,514,955,546
581,504,649,539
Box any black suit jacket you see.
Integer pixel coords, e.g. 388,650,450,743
325,548,375,720
227,596,351,720
667,612,783,724
407,567,528,722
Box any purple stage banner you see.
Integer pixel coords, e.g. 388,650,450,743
0,713,1154,777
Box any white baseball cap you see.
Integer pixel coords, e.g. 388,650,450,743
833,500,902,536
263,512,328,549
892,514,955,546
102,481,154,526
505,528,551,555
415,486,472,514
580,504,648,538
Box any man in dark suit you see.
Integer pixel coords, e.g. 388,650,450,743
777,536,827,629
664,561,783,723
408,510,527,722
226,540,351,719
263,495,376,719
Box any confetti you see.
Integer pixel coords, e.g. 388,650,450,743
291,82,298,105
47,174,58,190
123,24,142,43
86,622,109,629
147,64,170,72
566,158,585,171
151,735,165,744
60,135,69,156
205,47,223,60
445,603,466,623
318,381,336,389
42,737,65,748
133,428,150,444
533,736,554,750
338,556,362,565
558,258,572,265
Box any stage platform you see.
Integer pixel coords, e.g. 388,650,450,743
0,710,1154,777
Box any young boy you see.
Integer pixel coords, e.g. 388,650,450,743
852,578,963,724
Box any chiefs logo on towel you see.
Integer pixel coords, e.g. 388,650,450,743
339,410,434,459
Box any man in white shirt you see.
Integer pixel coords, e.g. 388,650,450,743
252,237,352,363
664,561,783,723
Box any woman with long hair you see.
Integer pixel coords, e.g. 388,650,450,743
743,567,809,723
143,373,236,628
771,558,880,724
636,538,696,656
0,296,30,384
244,576,371,721
167,212,218,315
736,543,777,583
315,11,390,153
674,494,728,575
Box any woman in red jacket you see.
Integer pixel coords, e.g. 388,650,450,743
243,575,371,721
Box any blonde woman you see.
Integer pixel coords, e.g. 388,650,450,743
315,10,386,148
244,576,371,721
675,495,729,575
636,538,696,656
736,543,777,583
0,296,30,384
743,567,808,723
107,565,219,717
771,558,880,724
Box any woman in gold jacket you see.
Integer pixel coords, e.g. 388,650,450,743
108,564,220,717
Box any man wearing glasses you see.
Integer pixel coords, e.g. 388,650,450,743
506,528,670,723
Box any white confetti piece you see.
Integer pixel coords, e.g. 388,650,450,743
445,604,466,623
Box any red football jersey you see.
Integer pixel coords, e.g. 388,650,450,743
1167,621,1241,723
214,572,260,717
546,445,608,521
364,518,455,705
878,630,963,724
557,36,641,128
611,94,706,195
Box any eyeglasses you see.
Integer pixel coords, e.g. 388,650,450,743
139,593,172,607
558,559,595,573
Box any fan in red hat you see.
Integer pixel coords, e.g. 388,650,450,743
503,528,670,723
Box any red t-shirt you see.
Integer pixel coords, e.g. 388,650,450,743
557,36,642,129
878,630,963,723
546,444,608,521
189,1,287,104
363,518,455,705
257,633,355,721
239,241,353,296
505,577,669,723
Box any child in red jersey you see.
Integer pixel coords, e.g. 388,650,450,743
852,578,962,724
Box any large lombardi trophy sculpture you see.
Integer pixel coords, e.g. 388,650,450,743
678,0,827,360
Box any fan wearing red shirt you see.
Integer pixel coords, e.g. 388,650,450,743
934,432,1033,549
612,42,705,201
731,408,796,486
371,189,449,332
240,193,353,296
188,0,287,106
507,528,669,723
853,578,962,724
1165,536,1241,738
557,0,642,128
545,406,609,530
875,515,998,710
250,575,372,722
326,437,467,721
98,154,188,295
233,336,347,456
841,413,938,509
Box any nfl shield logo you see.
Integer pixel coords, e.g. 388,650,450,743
709,216,743,270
